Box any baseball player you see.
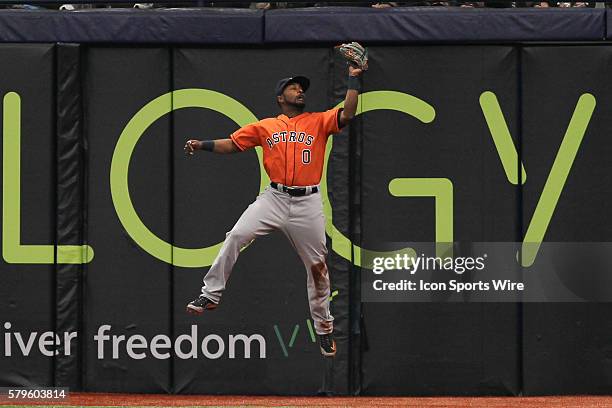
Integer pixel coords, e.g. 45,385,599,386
184,44,367,358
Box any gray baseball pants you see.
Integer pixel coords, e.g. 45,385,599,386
200,186,334,335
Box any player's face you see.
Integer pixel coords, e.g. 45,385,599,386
280,83,306,108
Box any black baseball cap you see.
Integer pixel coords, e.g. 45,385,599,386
275,76,310,96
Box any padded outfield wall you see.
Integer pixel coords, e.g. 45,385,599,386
0,7,611,396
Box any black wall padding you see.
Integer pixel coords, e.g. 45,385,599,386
521,45,612,395
359,46,520,396
265,7,605,43
325,48,356,396
83,47,172,392
0,9,264,44
0,44,56,387
55,43,85,389
4,42,612,397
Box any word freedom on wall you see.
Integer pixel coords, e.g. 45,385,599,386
0,323,266,360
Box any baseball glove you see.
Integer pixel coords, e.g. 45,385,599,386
336,42,368,71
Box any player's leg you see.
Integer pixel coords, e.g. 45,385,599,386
281,193,335,356
187,187,289,314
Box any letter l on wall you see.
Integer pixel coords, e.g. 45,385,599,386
2,92,93,264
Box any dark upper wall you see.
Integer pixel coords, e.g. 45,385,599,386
0,7,605,44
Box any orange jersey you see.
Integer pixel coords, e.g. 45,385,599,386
230,108,343,186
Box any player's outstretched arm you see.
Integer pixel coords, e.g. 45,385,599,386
339,65,363,128
184,138,240,155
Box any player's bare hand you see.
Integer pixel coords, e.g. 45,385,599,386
348,65,363,77
184,139,201,156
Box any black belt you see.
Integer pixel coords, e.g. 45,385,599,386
271,182,318,197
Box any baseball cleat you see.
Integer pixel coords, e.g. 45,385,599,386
186,296,218,315
318,333,337,357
